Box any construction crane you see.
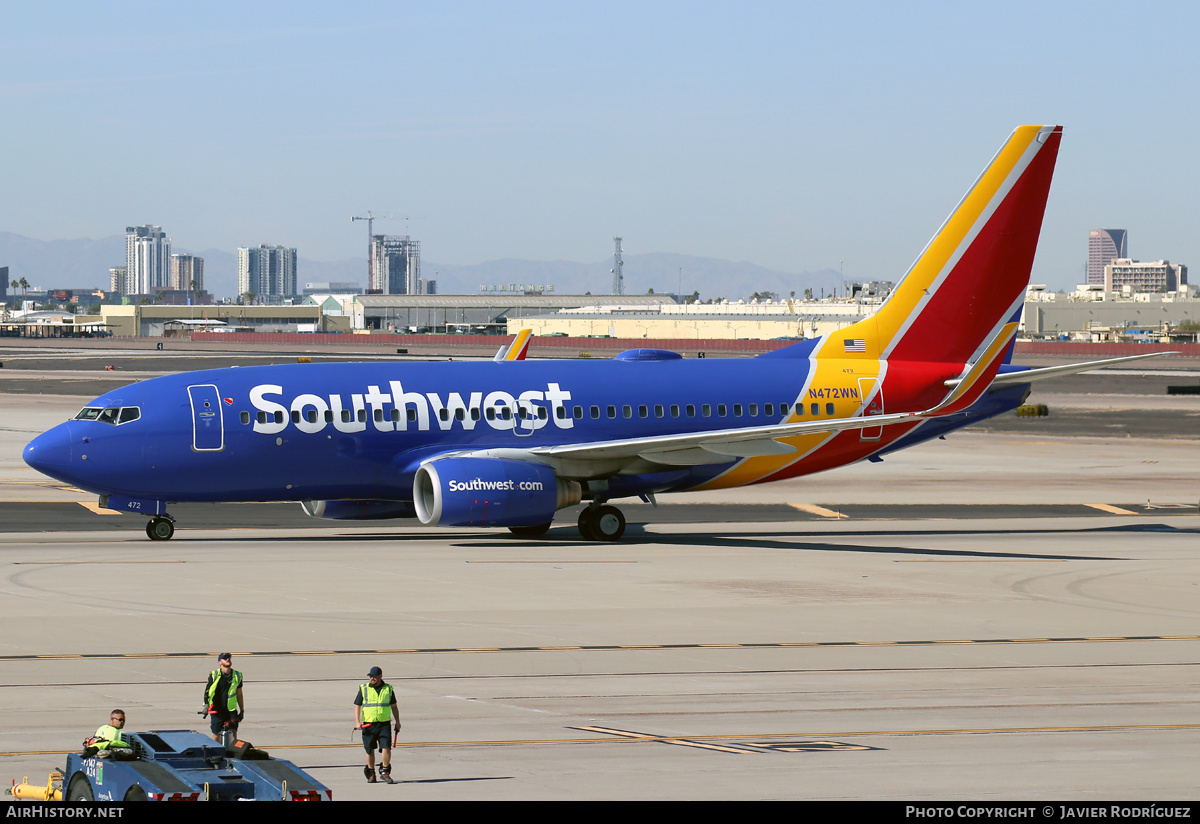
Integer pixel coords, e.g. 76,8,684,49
351,212,397,289
353,213,425,290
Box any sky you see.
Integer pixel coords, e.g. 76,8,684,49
2,1,1197,290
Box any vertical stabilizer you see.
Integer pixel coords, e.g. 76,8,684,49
828,125,1061,365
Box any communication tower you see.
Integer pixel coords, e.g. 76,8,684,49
611,237,624,296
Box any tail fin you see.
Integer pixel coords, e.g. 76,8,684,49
829,125,1061,365
494,328,533,362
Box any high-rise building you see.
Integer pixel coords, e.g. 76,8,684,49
237,245,297,302
370,235,420,295
1,266,7,304
126,225,171,295
109,267,127,296
1088,229,1127,285
170,254,204,292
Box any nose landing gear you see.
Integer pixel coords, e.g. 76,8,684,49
146,516,175,541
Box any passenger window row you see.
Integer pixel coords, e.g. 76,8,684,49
570,401,836,420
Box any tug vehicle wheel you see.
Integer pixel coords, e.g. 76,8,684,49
66,773,93,802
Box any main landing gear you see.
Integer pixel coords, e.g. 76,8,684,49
577,504,625,542
146,515,175,541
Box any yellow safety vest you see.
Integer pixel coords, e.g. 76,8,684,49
206,669,243,712
94,724,129,750
359,683,394,724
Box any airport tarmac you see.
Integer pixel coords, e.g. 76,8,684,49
0,359,1197,800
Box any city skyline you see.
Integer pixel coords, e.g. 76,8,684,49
3,2,1199,292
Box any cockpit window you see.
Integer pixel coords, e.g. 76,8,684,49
75,406,141,426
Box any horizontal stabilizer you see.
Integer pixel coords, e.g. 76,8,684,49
982,352,1179,388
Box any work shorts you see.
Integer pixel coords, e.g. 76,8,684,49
361,721,392,752
210,713,239,737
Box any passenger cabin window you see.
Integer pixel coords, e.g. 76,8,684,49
826,402,835,415
241,411,251,425
811,403,819,416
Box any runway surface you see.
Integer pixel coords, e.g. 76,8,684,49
0,347,1197,800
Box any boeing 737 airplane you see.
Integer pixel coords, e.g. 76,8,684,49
22,125,1163,542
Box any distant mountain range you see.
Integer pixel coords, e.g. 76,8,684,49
0,232,846,302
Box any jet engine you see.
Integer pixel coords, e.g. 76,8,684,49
414,457,581,527
300,499,417,520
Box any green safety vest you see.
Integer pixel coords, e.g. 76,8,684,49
359,683,394,724
94,724,129,750
206,669,243,712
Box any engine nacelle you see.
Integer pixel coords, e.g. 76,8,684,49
300,499,417,521
414,457,581,527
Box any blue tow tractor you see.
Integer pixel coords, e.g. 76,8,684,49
10,730,331,802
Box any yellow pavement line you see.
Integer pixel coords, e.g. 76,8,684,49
76,500,122,516
1085,503,1138,515
788,503,846,519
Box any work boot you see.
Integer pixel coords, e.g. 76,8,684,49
380,766,394,785
365,765,376,783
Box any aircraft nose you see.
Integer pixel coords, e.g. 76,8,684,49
23,423,75,479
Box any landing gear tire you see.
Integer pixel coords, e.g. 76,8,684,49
508,522,552,538
577,509,596,540
146,517,174,541
579,505,625,542
66,774,93,802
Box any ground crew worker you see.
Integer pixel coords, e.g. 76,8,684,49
203,652,245,742
85,709,133,758
354,666,400,784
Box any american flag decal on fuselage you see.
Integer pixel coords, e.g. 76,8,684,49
843,339,866,353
